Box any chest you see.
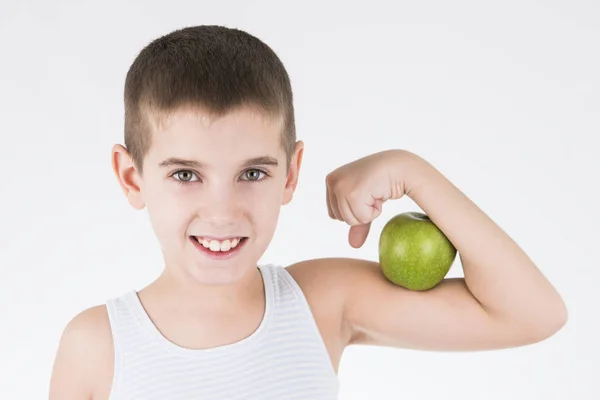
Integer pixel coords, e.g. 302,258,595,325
93,267,346,399
101,344,338,400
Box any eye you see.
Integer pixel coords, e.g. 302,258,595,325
241,169,267,182
172,170,200,183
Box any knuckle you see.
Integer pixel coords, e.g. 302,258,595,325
325,173,335,185
347,189,362,201
356,215,369,224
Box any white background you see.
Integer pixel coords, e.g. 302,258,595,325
1,0,598,399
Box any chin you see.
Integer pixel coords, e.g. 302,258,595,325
187,250,261,286
186,261,252,286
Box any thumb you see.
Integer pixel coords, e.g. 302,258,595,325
349,222,371,249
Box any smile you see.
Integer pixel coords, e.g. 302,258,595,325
190,236,248,259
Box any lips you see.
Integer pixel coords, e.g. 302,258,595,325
195,236,243,251
191,236,248,256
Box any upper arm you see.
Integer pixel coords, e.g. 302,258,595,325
318,258,546,352
49,305,113,400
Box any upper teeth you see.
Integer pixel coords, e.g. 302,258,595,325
196,237,242,252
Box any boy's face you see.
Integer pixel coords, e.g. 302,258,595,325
113,106,303,287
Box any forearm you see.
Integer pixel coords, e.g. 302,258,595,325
397,150,567,332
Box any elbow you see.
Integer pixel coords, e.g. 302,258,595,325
547,298,569,336
502,297,568,347
527,298,569,344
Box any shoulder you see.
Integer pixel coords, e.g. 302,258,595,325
65,304,112,334
285,257,379,293
49,304,114,399
59,305,114,357
284,258,354,300
284,257,381,309
284,258,373,344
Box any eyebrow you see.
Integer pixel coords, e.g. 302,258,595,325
159,156,279,169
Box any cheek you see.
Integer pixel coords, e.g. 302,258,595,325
145,184,193,235
244,185,283,230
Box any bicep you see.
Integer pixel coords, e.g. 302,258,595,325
340,259,525,352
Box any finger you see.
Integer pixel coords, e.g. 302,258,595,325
343,195,377,226
338,196,362,226
326,186,336,219
349,223,371,248
326,181,342,220
372,198,384,218
329,190,343,221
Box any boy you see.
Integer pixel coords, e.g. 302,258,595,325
48,25,567,399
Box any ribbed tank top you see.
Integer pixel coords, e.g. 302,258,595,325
105,264,340,399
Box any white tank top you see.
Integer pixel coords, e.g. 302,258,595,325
105,264,340,399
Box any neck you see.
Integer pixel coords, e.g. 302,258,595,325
146,264,263,312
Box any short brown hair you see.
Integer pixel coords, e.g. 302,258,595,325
123,25,296,173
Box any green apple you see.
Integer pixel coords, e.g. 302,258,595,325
378,211,457,291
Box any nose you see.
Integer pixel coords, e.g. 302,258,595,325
200,182,242,227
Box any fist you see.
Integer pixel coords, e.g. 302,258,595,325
325,150,411,248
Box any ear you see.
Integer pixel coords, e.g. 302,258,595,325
282,140,304,206
111,144,145,210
